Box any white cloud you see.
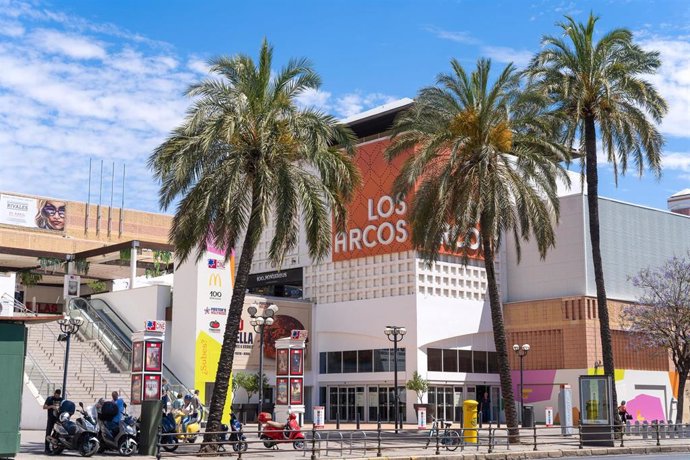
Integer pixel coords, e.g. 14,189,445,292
640,37,690,138
481,46,533,68
30,29,106,59
295,87,332,112
187,58,209,75
662,152,690,171
335,92,398,118
424,26,479,44
0,18,24,36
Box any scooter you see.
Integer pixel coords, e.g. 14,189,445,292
220,413,247,452
92,402,138,456
258,412,305,450
160,413,180,452
46,400,100,457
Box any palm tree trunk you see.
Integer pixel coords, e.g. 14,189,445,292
584,115,617,408
202,203,261,446
676,368,688,424
482,232,519,441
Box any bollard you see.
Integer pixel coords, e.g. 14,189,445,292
376,420,382,457
578,424,583,449
336,410,340,430
620,423,625,448
488,428,493,453
356,411,360,430
533,423,538,451
311,423,317,460
435,422,440,455
654,421,660,446
668,420,675,439
642,421,649,440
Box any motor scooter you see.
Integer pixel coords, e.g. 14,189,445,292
258,412,305,450
220,413,247,452
92,402,138,456
46,400,100,457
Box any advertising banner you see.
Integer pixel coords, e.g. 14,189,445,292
313,406,325,429
332,139,482,262
0,193,66,231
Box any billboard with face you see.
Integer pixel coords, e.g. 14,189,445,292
0,193,66,231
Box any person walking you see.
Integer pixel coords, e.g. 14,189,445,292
43,389,62,453
191,389,203,419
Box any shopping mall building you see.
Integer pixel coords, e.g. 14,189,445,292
4,99,690,427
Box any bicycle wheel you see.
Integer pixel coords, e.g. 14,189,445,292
445,430,460,451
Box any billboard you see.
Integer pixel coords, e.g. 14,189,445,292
333,138,482,261
0,193,66,231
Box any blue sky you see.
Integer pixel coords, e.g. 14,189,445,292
1,0,689,213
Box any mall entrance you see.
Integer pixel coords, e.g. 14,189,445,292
427,384,501,424
326,385,405,422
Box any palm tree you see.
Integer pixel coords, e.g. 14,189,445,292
385,58,569,436
527,14,667,407
149,39,361,442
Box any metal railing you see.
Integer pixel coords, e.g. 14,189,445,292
24,352,64,399
69,297,191,395
1,293,38,316
152,420,690,459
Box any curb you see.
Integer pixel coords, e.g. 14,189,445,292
351,444,690,459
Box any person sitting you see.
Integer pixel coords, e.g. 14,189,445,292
180,395,198,432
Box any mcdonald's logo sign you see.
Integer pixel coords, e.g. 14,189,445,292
209,273,222,287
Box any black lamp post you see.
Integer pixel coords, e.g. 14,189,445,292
248,303,278,428
57,316,84,397
384,325,406,433
512,343,530,425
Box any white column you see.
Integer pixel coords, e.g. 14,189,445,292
130,244,138,290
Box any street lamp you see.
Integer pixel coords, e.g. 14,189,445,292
248,303,278,427
513,343,530,426
57,316,84,396
384,325,406,433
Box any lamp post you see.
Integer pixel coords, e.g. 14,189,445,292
384,326,406,433
248,303,278,428
57,316,84,396
512,343,530,426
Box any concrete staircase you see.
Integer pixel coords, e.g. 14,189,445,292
26,321,131,405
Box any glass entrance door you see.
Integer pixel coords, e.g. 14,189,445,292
328,386,365,421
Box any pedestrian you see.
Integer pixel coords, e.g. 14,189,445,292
43,389,62,453
480,392,491,424
161,378,172,412
111,391,126,424
192,389,204,420
618,400,632,421
172,393,184,410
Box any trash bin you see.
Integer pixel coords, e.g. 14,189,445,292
139,400,163,455
522,405,534,428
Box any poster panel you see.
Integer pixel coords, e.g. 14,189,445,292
290,349,303,375
132,342,144,372
276,349,289,375
131,374,142,404
145,341,162,372
143,374,161,400
276,378,288,405
290,378,303,405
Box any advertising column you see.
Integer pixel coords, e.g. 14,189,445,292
274,332,307,425
131,321,166,406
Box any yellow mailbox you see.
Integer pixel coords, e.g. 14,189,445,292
463,399,479,444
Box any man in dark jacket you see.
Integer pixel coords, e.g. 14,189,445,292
43,389,63,453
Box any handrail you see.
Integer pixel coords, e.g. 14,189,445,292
68,297,191,394
1,293,38,316
25,351,64,398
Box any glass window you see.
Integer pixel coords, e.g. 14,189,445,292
443,349,458,372
320,352,327,374
427,348,443,372
374,349,389,372
458,350,473,372
327,351,342,374
358,350,373,373
394,348,406,372
487,352,499,373
473,351,488,373
342,350,357,373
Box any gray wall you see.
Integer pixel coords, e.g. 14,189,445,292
587,197,690,302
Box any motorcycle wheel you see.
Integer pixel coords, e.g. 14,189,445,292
186,435,197,444
79,437,99,457
293,440,305,450
118,436,137,456
161,435,179,452
232,440,248,452
260,435,274,449
47,437,64,456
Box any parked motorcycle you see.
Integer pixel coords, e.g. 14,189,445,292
46,400,100,457
258,412,305,450
91,401,138,456
220,413,247,452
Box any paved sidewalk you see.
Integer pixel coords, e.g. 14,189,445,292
14,425,690,460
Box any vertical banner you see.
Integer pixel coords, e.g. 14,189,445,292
417,406,427,430
313,406,325,429
545,407,554,427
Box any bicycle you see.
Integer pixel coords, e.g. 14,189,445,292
424,416,460,451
